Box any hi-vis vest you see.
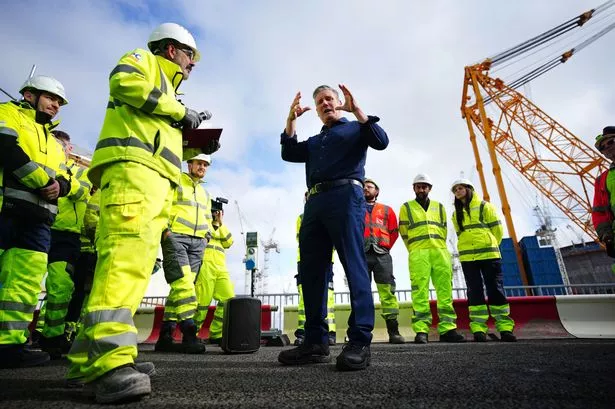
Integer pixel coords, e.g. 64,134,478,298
0,101,68,224
399,199,447,250
204,224,234,268
363,202,398,252
296,214,335,262
53,160,92,233
169,172,211,238
592,168,614,240
88,48,189,188
452,194,503,262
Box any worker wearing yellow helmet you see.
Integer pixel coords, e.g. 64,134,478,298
156,153,212,354
398,174,465,344
0,75,72,368
66,22,217,404
451,178,516,342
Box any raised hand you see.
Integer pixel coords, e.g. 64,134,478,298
285,92,311,136
335,84,368,123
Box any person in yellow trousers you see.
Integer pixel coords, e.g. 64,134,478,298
194,203,234,344
451,179,516,342
0,75,72,368
399,174,465,344
155,153,211,354
66,23,217,403
40,130,92,358
294,192,337,346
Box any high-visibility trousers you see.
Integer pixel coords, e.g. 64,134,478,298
43,229,81,338
66,162,173,382
408,248,457,334
461,259,515,333
194,262,235,339
366,250,400,320
161,232,205,323
0,213,51,345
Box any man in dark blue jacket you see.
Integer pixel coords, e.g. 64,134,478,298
277,84,388,371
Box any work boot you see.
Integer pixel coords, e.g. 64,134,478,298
39,334,72,359
207,337,222,346
154,321,179,352
87,366,151,404
500,331,517,342
68,362,157,390
439,329,466,343
179,319,206,354
328,332,337,346
473,332,487,342
414,332,428,344
0,344,50,368
336,343,371,371
278,343,330,365
385,319,405,344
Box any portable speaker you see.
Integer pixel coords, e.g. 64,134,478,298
221,297,262,354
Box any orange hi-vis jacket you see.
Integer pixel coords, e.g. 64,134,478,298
363,202,399,252
592,168,614,240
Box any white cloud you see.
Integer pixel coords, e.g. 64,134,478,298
3,0,613,296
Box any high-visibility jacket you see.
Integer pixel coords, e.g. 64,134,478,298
399,199,447,250
452,194,503,261
296,214,335,262
0,101,69,224
204,224,234,266
592,168,614,240
169,172,211,238
53,160,92,233
87,48,190,188
364,202,398,252
80,189,100,253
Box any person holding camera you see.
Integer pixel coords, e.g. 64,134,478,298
592,126,615,265
194,198,235,344
156,153,212,355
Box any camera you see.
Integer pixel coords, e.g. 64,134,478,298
211,197,229,213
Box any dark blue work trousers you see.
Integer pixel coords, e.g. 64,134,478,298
299,183,374,346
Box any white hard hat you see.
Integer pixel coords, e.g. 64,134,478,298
188,153,211,164
451,178,474,192
413,173,433,186
148,22,201,62
19,75,68,105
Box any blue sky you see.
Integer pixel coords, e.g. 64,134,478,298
2,0,613,296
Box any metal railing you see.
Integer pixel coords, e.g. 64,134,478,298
139,283,615,334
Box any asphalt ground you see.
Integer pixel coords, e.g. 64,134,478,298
0,339,614,408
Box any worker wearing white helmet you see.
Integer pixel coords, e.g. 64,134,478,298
398,174,465,344
0,74,73,369
67,23,216,403
451,179,516,343
156,153,212,354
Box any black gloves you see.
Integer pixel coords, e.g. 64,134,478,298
181,107,203,130
56,175,71,197
202,139,221,154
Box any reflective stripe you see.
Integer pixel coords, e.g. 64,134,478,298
470,316,488,323
439,316,456,323
158,66,167,94
411,285,419,291
109,64,143,79
87,203,100,211
83,308,134,328
177,309,197,320
142,88,162,113
70,332,138,358
175,296,197,307
0,301,36,313
206,244,225,252
0,321,30,330
13,161,40,179
73,186,87,201
407,234,445,244
0,126,19,138
174,200,199,207
486,220,502,228
196,305,208,312
382,308,399,314
458,247,500,256
406,220,446,228
4,187,58,213
470,308,489,316
95,136,181,169
413,311,431,320
223,233,232,241
45,317,66,327
175,217,207,232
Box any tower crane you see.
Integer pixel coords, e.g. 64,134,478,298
461,1,614,285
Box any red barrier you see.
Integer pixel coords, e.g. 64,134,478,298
429,296,571,338
142,304,276,344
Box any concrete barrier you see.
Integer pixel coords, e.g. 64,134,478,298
555,295,615,338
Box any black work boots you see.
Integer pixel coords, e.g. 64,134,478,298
0,344,50,368
278,343,331,365
385,319,405,344
155,320,205,354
